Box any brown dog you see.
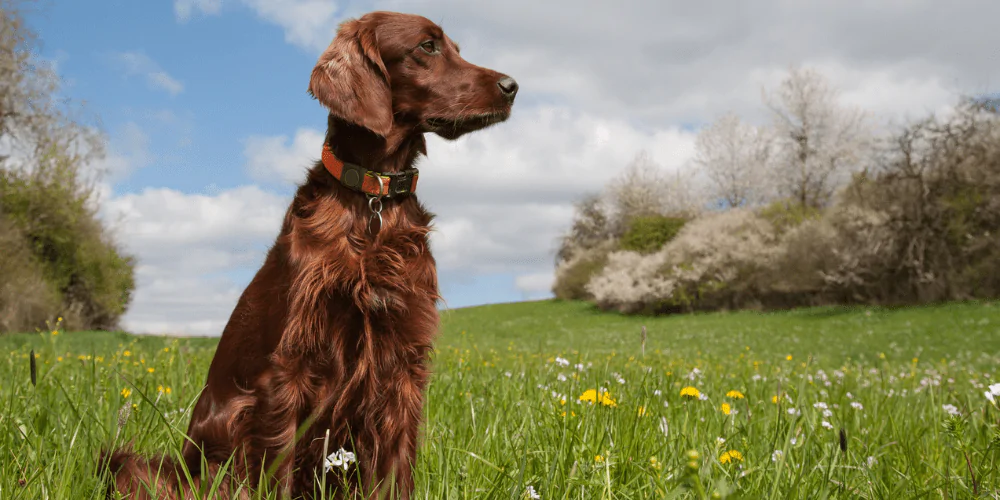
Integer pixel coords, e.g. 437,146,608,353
101,11,517,499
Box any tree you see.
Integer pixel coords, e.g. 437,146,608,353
604,151,702,232
693,112,775,208
0,0,135,332
764,66,870,209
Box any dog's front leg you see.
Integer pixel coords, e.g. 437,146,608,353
374,364,430,500
254,364,310,498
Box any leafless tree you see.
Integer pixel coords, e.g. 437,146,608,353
693,112,775,208
604,151,703,231
764,66,870,209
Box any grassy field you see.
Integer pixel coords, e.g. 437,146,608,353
2,299,1000,499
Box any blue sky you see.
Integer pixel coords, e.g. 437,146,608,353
22,1,998,335
34,1,314,195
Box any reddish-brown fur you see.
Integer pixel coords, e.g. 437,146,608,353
100,11,517,499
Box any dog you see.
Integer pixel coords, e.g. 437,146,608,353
101,11,517,499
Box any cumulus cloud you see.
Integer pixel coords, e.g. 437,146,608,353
244,128,325,185
111,51,184,96
101,186,289,335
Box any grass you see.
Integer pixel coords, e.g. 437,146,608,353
2,299,1000,498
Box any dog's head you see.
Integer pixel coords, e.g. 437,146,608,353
309,11,517,141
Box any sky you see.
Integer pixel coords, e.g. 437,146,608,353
24,0,999,336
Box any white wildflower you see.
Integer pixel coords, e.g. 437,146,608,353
557,373,567,382
850,402,864,410
986,383,1000,405
942,404,961,417
525,485,541,499
771,450,783,462
555,357,570,367
324,448,356,472
821,420,833,430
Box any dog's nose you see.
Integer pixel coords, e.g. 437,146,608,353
497,76,518,100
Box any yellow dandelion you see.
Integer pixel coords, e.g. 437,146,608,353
51,330,58,336
680,386,701,399
771,395,779,404
560,398,567,406
719,450,743,464
58,317,62,322
638,405,647,417
720,403,731,415
165,387,172,394
123,350,132,357
912,357,918,364
786,355,793,361
147,367,155,373
57,356,63,362
121,388,132,398
579,389,617,407
131,403,138,410
595,455,604,463
726,390,745,399
163,347,170,353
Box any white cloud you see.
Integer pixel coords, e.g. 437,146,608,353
240,0,341,51
101,186,289,335
94,122,152,182
515,272,555,296
174,0,223,22
244,128,324,185
172,0,343,51
112,51,184,96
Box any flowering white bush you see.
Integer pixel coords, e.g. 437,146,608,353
587,209,781,313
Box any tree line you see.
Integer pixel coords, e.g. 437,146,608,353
554,66,1000,314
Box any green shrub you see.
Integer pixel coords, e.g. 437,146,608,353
618,215,687,254
757,199,821,234
0,213,59,332
0,152,135,332
552,242,614,301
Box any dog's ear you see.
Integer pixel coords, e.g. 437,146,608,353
309,19,392,137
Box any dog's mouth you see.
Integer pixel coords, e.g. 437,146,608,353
424,109,511,138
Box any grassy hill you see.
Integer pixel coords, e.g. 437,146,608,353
2,300,999,498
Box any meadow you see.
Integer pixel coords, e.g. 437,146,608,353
2,299,1000,499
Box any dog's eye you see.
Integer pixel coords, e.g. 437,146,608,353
419,40,437,54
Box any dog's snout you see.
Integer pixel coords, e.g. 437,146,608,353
497,76,518,101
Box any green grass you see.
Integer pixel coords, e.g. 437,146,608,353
3,300,1000,498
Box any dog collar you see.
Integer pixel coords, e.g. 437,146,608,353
321,143,419,198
